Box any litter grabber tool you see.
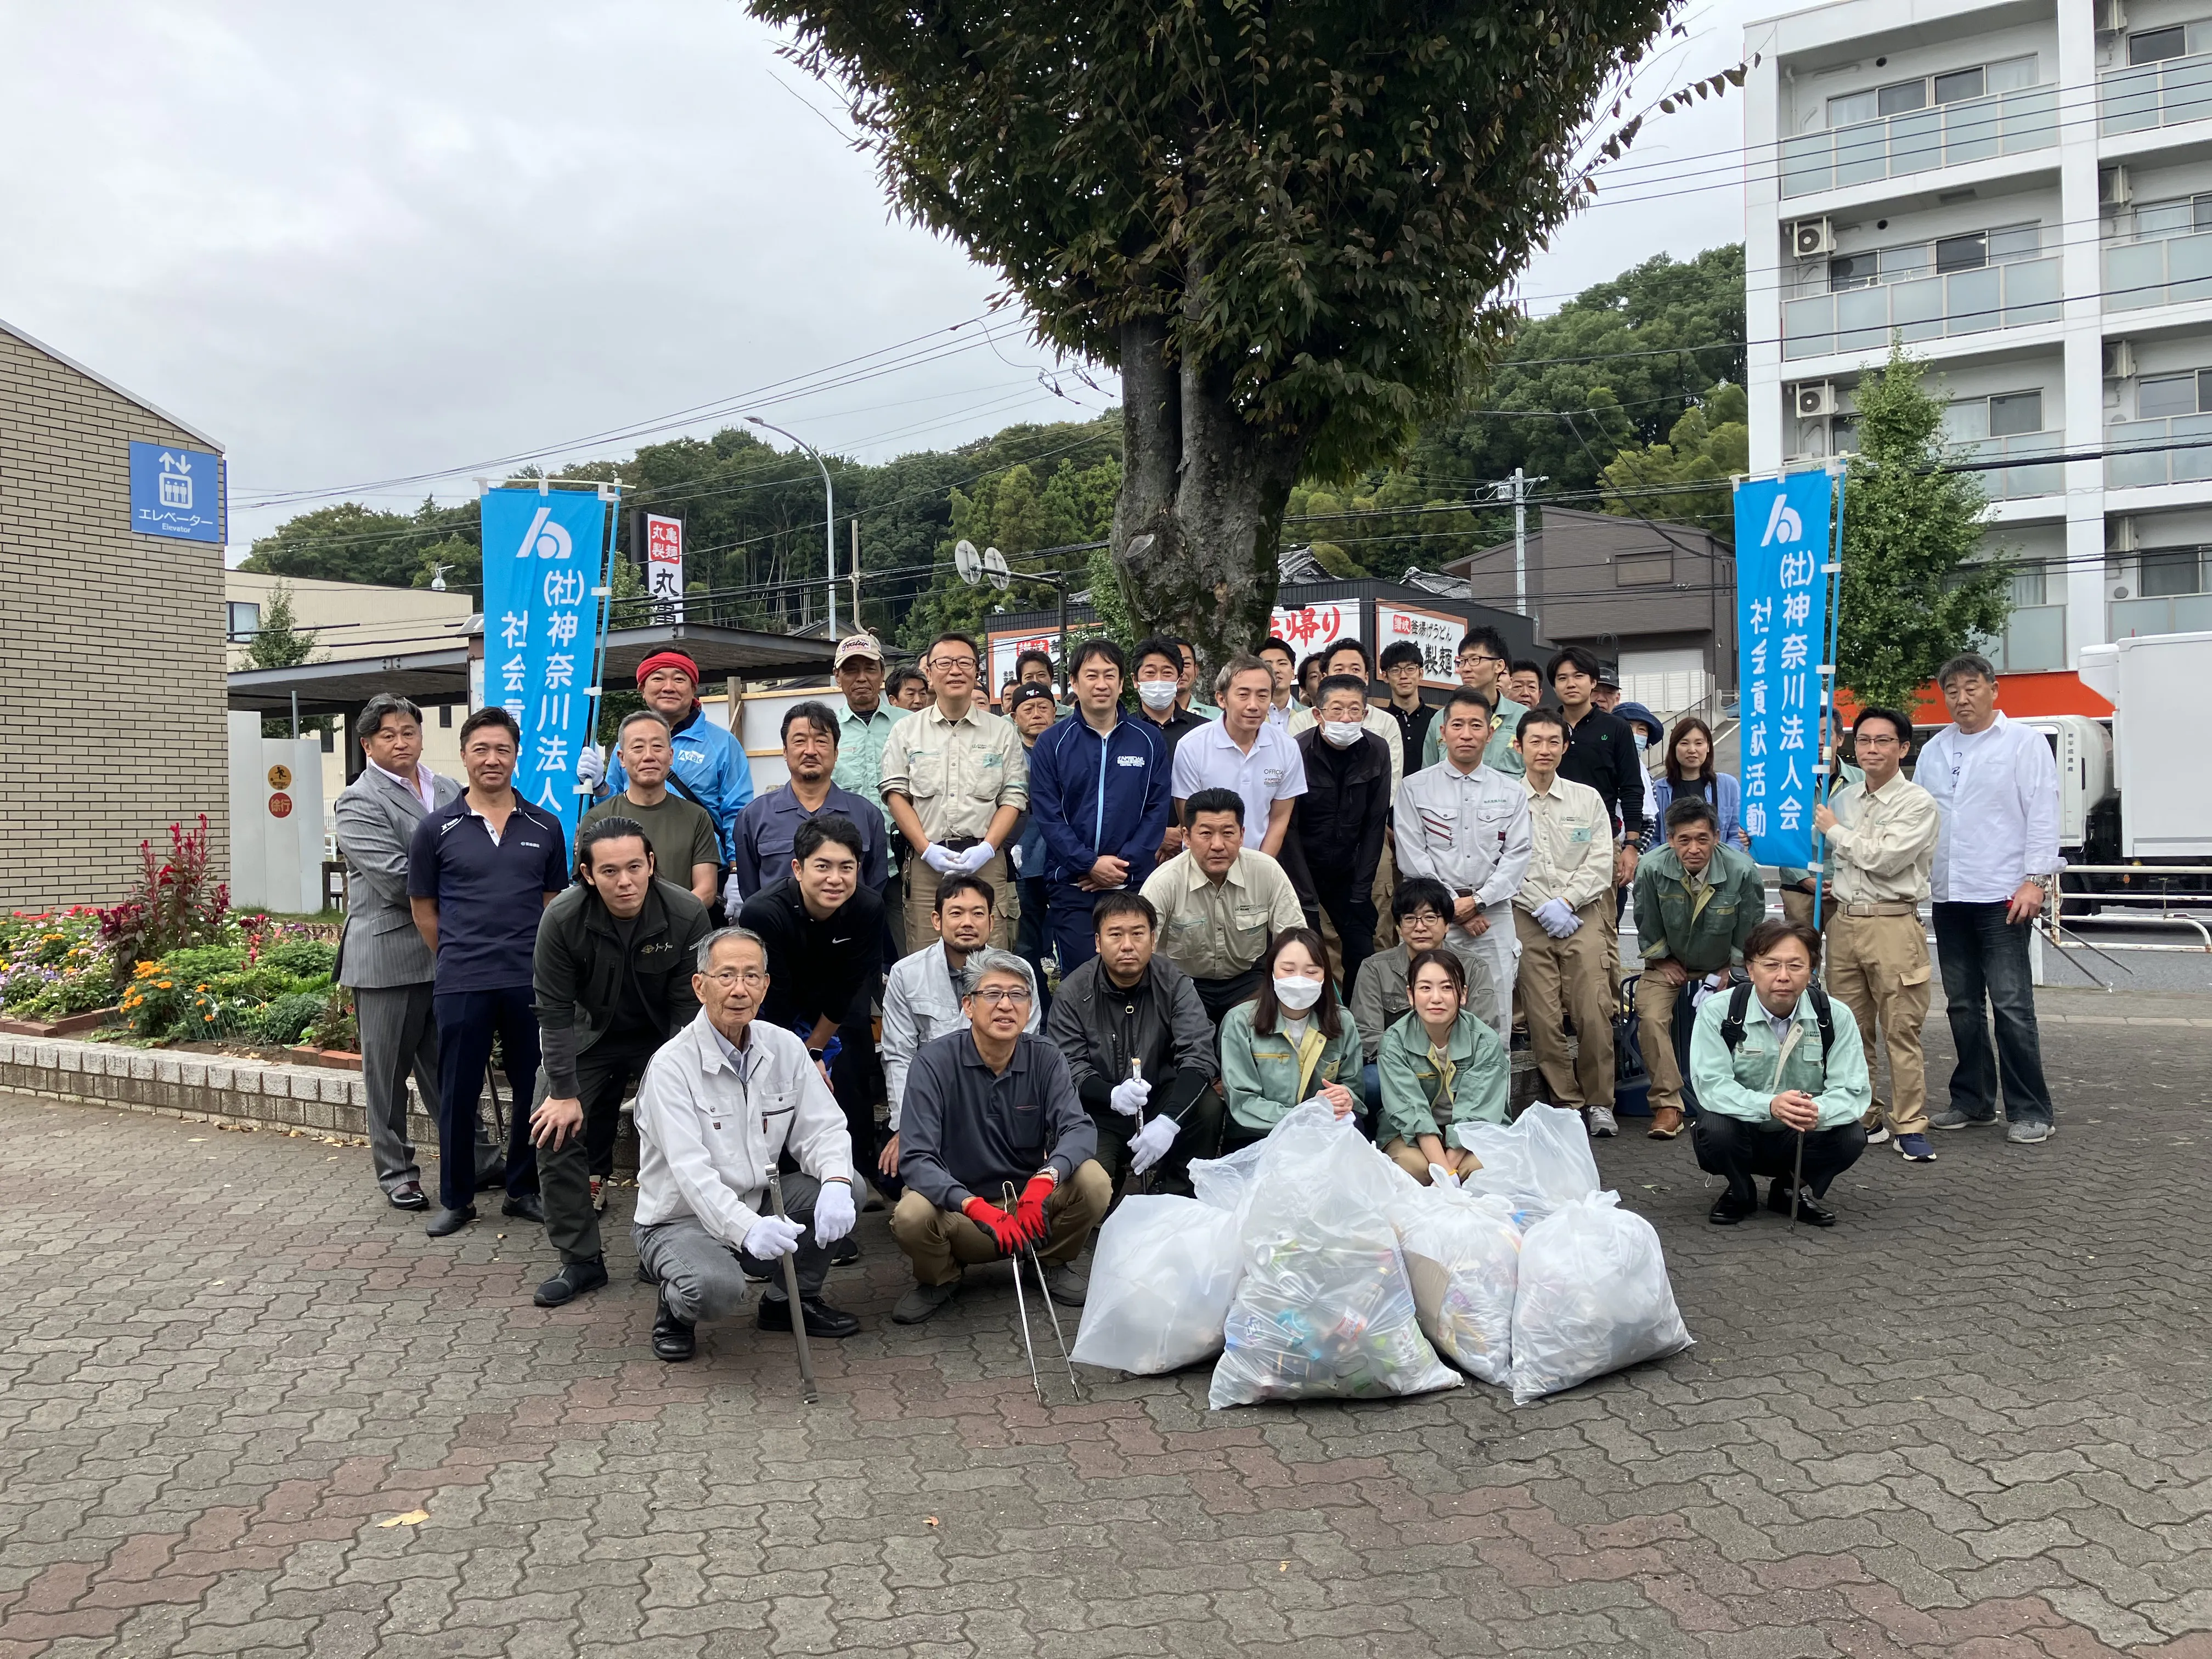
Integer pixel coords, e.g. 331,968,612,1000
765,1172,820,1404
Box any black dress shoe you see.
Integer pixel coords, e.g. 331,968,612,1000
534,1256,609,1308
425,1204,476,1238
757,1295,860,1340
1768,1180,1836,1227
501,1193,546,1224
1708,1186,1759,1226
387,1182,427,1211
652,1292,695,1362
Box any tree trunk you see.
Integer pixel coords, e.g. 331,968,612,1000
1110,316,1307,678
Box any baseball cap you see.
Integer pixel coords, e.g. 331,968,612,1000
833,633,884,667
1006,682,1057,712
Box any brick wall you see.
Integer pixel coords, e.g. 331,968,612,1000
0,331,229,911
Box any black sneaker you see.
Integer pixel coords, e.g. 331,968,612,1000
1708,1186,1759,1226
652,1291,695,1362
828,1235,860,1266
1767,1180,1836,1228
533,1256,608,1308
757,1295,860,1339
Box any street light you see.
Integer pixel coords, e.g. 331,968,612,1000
745,415,836,637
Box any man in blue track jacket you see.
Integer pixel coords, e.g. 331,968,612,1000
1024,638,1173,973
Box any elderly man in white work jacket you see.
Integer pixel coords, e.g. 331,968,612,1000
631,925,861,1363
1392,685,1533,1038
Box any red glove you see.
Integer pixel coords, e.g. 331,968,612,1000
1014,1171,1057,1245
961,1197,1025,1255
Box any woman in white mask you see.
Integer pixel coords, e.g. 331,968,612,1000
1217,929,1364,1149
1374,949,1509,1184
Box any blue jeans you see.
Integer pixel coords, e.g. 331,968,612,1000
432,985,541,1211
1932,901,2053,1127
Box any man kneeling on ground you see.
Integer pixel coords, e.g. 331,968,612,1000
630,926,861,1361
891,950,1109,1324
1688,918,1872,1228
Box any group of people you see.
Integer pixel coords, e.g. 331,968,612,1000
333,621,2059,1363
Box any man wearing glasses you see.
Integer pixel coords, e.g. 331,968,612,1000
879,630,1029,950
1421,626,1526,777
889,950,1107,1324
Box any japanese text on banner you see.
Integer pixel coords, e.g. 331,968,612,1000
645,514,684,624
1269,601,1360,658
481,489,611,842
1732,472,1834,870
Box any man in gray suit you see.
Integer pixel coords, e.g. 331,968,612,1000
335,695,472,1210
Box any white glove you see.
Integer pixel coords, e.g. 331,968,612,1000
1128,1114,1180,1176
741,1214,806,1261
1534,897,1579,938
1427,1163,1463,1190
921,843,960,876
576,745,606,789
1108,1075,1152,1118
721,872,744,917
810,1181,856,1245
952,840,998,877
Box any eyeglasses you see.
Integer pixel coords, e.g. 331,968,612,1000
969,986,1032,1006
1459,653,1504,666
703,969,766,987
932,655,978,674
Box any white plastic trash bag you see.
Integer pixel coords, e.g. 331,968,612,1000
1189,1136,1271,1229
1510,1192,1692,1405
1070,1195,1243,1375
1458,1102,1601,1217
1391,1185,1523,1387
1209,1104,1461,1408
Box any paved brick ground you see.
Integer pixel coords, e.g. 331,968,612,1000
4,985,2211,1658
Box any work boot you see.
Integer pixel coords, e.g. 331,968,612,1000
758,1294,860,1339
1767,1180,1835,1227
652,1291,696,1362
892,1279,961,1324
1708,1184,1758,1226
534,1255,608,1308
1040,1263,1088,1307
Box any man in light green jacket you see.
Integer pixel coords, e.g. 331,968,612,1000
1689,917,1871,1229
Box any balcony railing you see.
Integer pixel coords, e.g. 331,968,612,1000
2104,414,2212,487
1982,603,2067,673
2112,592,2212,636
2103,228,2212,311
1782,256,2060,359
1954,431,2064,500
2099,52,2212,137
1781,86,2057,199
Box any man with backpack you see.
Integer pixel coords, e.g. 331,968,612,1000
1687,918,1871,1228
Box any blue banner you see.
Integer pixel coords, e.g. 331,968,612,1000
479,488,611,841
1733,471,1835,870
128,441,224,542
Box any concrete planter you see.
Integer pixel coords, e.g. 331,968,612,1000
0,1007,121,1038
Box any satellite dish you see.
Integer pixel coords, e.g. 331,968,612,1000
954,540,982,586
983,546,1011,591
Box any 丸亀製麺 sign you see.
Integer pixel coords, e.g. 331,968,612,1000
481,488,612,842
1732,471,1836,870
644,514,684,624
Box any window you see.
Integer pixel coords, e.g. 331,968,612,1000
1615,553,1673,586
2140,548,2207,596
2007,565,2048,607
438,704,454,729
1990,391,2044,436
2125,194,2212,238
2130,26,2188,65
1829,223,2038,292
1935,232,1988,274
2138,372,2211,418
1826,54,2037,127
319,726,336,754
226,601,261,641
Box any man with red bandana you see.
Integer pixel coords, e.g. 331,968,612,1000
582,650,754,915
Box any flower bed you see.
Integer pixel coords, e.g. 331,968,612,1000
119,933,348,1047
0,909,122,1024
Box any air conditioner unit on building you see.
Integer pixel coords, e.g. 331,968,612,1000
2107,516,2138,554
2096,0,2127,33
2104,340,2137,379
1792,381,1839,420
2101,164,2133,207
1790,217,1837,258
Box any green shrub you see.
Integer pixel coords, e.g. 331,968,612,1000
257,939,338,981
249,991,329,1047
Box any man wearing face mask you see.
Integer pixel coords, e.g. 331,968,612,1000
1284,673,1392,995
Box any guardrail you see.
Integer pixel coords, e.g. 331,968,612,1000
2047,864,2212,952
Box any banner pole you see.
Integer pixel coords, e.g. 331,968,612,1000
1810,460,1847,939
583,483,622,789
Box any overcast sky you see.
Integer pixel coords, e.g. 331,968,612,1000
2,0,1764,561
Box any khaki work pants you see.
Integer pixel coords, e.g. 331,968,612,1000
1634,971,1689,1120
1780,884,1835,935
905,849,1017,953
1514,904,1617,1111
1827,909,1933,1136
891,1159,1111,1286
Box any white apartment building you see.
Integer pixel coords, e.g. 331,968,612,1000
1746,0,2212,687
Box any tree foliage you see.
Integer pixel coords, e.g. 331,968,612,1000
1598,381,1748,544
1836,347,2011,711
752,0,1685,664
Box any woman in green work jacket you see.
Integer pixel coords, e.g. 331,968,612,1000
1218,928,1364,1149
1375,949,1510,1183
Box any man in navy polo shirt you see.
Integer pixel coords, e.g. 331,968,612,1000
409,707,574,1238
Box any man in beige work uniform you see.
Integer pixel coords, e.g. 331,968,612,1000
879,630,1028,949
1813,704,1942,1164
1509,708,1617,1124
1139,788,1308,1024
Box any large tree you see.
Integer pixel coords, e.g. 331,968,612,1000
753,0,1684,664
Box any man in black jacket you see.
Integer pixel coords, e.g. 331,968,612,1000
737,814,887,1251
1045,891,1222,1195
528,816,714,1308
1284,674,1392,995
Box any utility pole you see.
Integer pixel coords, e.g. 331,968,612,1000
1506,466,1547,637
850,518,862,634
